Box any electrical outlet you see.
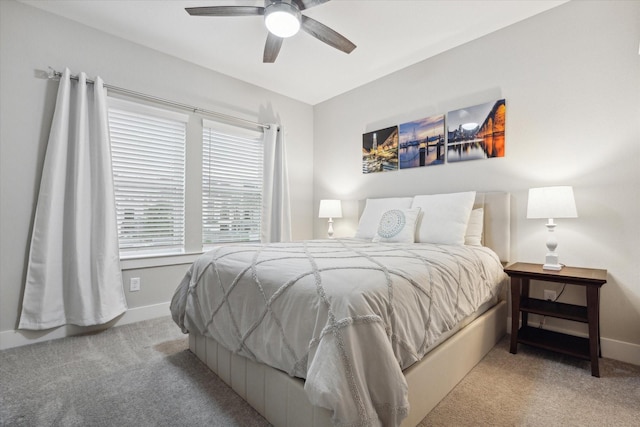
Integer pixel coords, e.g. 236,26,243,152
543,289,556,301
130,277,141,292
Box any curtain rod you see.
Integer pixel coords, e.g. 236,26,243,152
46,68,270,130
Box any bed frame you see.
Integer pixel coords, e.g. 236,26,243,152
188,192,510,426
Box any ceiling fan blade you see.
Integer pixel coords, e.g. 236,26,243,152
301,16,356,54
185,6,264,17
263,33,284,63
292,0,331,10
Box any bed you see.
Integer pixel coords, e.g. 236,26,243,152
171,191,510,427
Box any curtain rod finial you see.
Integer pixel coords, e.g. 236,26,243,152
33,69,53,80
44,67,62,80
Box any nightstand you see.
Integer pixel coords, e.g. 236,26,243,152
504,262,607,377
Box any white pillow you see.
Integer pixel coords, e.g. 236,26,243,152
372,208,421,243
355,197,413,239
411,191,476,245
464,208,484,246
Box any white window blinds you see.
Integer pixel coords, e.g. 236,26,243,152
108,99,187,256
202,120,264,246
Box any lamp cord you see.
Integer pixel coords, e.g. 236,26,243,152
538,283,567,328
554,283,567,302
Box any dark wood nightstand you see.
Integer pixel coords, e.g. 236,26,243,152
504,262,607,377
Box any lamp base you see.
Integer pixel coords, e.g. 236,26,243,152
327,218,334,239
543,252,563,270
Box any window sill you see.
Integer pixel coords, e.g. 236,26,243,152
120,252,204,271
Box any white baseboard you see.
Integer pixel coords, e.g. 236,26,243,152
601,336,640,367
507,316,640,367
117,301,171,325
0,301,170,351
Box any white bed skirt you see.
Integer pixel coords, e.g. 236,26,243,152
189,299,507,427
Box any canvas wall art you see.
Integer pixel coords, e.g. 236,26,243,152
399,114,445,169
362,126,399,174
446,99,506,163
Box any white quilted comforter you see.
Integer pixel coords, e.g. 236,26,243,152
170,239,507,427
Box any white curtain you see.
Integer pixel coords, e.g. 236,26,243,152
19,69,127,330
261,124,292,243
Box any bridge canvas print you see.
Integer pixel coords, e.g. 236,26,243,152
446,99,506,162
399,114,445,169
362,126,399,174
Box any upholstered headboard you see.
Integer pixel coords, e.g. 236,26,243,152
473,192,510,263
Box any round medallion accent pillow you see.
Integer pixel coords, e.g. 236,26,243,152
377,209,406,238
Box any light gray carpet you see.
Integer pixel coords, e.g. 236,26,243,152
0,317,268,426
420,338,640,427
1,316,638,426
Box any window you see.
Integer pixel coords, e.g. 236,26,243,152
108,98,187,257
202,120,264,246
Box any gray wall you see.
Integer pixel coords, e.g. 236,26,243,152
313,1,640,354
0,0,314,336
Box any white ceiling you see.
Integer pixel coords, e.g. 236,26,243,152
21,0,567,105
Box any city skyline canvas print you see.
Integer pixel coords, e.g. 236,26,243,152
446,99,506,163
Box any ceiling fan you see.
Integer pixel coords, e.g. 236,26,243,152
186,0,356,63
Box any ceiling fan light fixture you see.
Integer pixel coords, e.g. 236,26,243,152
264,1,301,38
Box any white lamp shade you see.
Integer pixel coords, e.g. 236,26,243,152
318,199,343,218
527,186,578,219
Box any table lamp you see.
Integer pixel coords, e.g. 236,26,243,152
527,186,578,271
318,199,342,238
